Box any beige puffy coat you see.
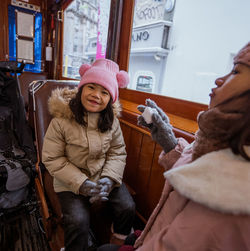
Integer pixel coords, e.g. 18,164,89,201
42,87,126,194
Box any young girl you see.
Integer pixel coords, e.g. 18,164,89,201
98,42,250,251
42,59,135,251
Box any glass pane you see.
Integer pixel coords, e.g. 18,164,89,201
62,0,111,79
17,11,34,37
17,39,34,63
128,0,250,104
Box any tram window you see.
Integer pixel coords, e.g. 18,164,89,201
127,0,250,104
62,0,111,79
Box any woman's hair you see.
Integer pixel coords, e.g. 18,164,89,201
228,90,250,161
69,86,114,133
230,111,250,161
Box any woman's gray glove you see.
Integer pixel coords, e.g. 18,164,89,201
89,177,114,204
137,99,178,153
79,180,99,197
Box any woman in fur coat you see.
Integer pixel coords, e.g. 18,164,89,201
98,42,250,251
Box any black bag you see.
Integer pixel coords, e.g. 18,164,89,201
0,106,13,151
0,68,36,163
0,106,26,159
0,153,32,209
0,62,36,210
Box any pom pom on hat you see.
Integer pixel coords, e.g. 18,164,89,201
117,70,129,88
79,64,91,77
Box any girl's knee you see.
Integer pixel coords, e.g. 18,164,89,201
120,199,136,217
63,212,89,230
127,200,136,214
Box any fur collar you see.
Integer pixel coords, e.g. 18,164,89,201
164,146,250,215
48,87,122,120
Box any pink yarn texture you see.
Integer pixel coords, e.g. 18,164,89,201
78,59,129,103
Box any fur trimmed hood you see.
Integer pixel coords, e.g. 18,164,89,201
164,146,250,215
48,87,122,120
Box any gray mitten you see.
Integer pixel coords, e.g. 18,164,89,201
98,177,114,194
89,177,114,204
79,180,100,197
89,192,109,204
137,99,178,153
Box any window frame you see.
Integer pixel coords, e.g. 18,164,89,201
117,0,207,135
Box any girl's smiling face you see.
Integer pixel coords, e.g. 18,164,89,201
209,63,250,108
81,83,111,112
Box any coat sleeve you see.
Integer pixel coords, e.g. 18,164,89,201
42,118,88,194
100,119,126,186
158,138,190,171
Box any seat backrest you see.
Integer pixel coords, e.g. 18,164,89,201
28,80,47,129
32,80,78,226
32,80,79,160
18,72,48,109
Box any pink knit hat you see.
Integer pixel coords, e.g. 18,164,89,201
78,58,129,103
234,42,250,67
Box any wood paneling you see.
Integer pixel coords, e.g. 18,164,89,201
120,89,207,121
135,135,156,219
147,144,165,214
106,0,123,62
120,119,167,222
123,128,143,187
0,0,9,61
119,93,199,222
117,0,135,70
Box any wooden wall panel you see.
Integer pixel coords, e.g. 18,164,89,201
135,134,155,219
123,129,143,191
0,0,9,61
120,119,169,222
120,123,132,155
120,106,195,222
147,144,165,214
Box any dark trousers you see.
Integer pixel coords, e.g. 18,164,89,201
57,183,135,251
97,244,120,251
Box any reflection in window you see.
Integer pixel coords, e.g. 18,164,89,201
128,0,250,104
133,69,155,93
62,0,110,79
136,76,153,92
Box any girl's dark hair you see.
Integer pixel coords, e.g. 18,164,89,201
69,86,114,133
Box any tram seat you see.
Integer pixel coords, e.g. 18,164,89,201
31,80,112,251
17,71,47,113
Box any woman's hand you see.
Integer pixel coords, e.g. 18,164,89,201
137,99,178,153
